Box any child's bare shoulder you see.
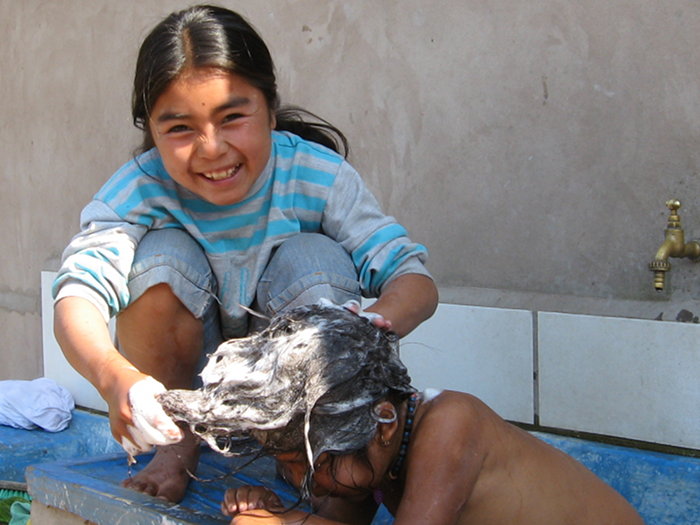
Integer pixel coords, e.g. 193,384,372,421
423,390,502,426
414,390,506,455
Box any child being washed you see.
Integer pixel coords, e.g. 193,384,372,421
158,303,645,525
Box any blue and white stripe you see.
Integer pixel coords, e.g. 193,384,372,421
54,131,430,328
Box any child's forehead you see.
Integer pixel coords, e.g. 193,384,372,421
175,66,236,85
150,67,268,123
164,68,259,100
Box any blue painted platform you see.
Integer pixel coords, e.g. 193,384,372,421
4,410,700,524
0,409,121,483
26,449,306,524
534,433,700,525
532,432,700,525
25,448,396,524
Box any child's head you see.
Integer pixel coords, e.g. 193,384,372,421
130,5,347,203
159,302,415,495
132,5,278,153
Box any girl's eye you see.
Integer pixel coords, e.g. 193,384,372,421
223,113,244,124
166,124,191,134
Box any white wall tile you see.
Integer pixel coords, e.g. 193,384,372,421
401,304,534,423
41,271,108,412
538,312,700,449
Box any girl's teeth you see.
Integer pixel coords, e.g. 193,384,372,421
204,165,240,180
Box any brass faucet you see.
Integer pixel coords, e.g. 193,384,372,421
649,199,700,291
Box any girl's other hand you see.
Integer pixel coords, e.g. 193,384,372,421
222,486,284,516
340,300,393,332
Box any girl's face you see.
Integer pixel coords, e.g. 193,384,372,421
149,67,275,206
276,451,378,501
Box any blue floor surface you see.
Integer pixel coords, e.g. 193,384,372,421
3,410,699,524
26,448,302,524
26,447,395,524
0,409,120,483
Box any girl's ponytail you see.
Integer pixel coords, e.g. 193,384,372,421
275,106,349,158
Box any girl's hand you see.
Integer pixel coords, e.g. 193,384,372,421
222,486,284,516
103,363,182,462
340,300,393,332
123,376,183,456
356,273,438,338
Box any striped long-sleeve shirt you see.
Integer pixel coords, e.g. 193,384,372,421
54,131,430,337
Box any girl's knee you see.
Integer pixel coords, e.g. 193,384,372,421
128,229,217,320
126,283,188,316
256,233,361,315
119,283,200,338
274,233,352,265
267,233,356,278
117,283,207,381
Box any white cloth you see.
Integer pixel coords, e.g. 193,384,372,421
0,377,74,432
121,376,183,460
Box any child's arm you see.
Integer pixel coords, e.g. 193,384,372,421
228,509,367,525
228,509,342,524
390,394,483,525
365,273,438,337
223,488,376,525
322,162,437,337
54,297,181,456
55,297,140,440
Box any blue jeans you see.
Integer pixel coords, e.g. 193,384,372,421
127,229,361,359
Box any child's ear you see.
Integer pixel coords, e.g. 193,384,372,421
373,401,399,446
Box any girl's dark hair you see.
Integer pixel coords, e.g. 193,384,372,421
132,5,347,156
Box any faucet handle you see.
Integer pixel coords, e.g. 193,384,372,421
665,199,682,228
666,199,681,212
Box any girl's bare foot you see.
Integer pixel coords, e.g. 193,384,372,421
122,430,200,502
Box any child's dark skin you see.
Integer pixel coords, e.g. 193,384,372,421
223,390,645,525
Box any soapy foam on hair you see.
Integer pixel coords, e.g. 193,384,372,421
158,303,415,483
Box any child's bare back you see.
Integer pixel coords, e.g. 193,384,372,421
401,390,644,525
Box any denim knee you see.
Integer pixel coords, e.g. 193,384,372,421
128,228,218,320
256,233,361,315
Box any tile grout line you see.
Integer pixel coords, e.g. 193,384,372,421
532,310,540,426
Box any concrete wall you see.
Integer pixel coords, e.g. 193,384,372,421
2,1,700,381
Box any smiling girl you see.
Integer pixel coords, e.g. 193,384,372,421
52,5,437,503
